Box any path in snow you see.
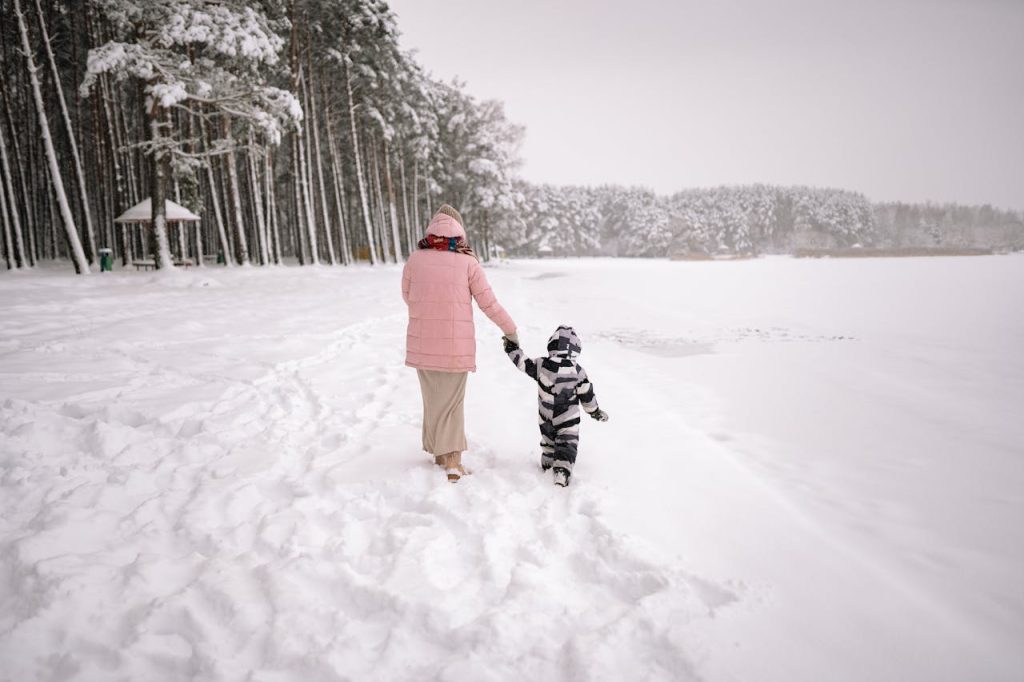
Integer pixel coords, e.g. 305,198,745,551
0,266,737,682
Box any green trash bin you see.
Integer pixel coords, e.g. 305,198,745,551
99,248,113,272
217,250,226,265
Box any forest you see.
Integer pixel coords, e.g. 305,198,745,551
1,0,1022,273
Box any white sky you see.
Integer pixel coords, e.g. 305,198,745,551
388,0,1024,210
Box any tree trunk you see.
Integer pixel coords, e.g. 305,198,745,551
266,149,282,264
184,110,204,267
482,216,491,262
319,66,350,265
424,168,433,217
2,87,33,266
291,69,319,265
287,1,306,265
305,52,335,265
121,224,130,265
83,28,114,259
0,114,26,268
94,62,126,231
45,194,56,258
344,57,377,264
295,117,319,264
382,135,403,262
368,133,391,262
246,130,269,265
1,163,14,269
106,75,139,206
222,116,250,265
148,110,173,270
35,0,97,266
173,176,188,261
13,0,88,273
399,148,413,254
199,115,232,266
290,137,307,265
413,156,420,238
325,118,351,265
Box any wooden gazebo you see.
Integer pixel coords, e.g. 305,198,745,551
114,198,202,269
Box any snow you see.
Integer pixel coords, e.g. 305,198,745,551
150,81,190,109
468,158,499,176
81,42,157,88
114,197,201,223
158,6,283,63
1,256,1022,681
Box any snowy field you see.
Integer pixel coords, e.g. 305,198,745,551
1,256,1022,682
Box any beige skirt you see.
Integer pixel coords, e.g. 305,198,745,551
416,369,468,456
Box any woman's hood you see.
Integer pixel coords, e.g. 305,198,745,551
425,212,466,240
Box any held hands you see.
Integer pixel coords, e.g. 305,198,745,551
502,334,520,353
590,409,610,422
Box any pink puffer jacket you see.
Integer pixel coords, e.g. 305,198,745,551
402,214,516,372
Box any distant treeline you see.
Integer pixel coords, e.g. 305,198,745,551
497,183,1024,258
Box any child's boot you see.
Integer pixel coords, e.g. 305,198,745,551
552,467,571,487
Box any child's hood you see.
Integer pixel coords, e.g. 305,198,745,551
547,325,582,359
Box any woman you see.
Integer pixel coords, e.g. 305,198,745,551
401,204,517,482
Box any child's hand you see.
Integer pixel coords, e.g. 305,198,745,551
590,409,609,422
503,336,519,353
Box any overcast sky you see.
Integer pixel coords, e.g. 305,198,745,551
388,0,1024,211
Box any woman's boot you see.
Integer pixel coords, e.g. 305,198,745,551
443,452,471,482
444,452,461,482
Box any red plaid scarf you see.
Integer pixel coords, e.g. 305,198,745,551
417,233,478,260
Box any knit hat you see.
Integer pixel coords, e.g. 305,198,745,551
435,204,464,228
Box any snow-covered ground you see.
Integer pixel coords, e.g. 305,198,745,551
1,256,1021,682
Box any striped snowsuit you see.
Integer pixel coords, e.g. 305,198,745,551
507,326,600,473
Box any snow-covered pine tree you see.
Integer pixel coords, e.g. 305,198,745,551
80,0,301,270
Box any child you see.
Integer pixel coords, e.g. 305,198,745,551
503,325,609,486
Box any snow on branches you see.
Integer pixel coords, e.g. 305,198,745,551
81,0,301,147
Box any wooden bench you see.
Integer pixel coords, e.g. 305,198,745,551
132,259,195,270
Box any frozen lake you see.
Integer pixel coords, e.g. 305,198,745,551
1,256,1022,681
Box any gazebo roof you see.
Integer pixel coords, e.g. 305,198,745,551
114,198,201,223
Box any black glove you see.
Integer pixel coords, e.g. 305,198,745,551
590,408,609,422
503,336,519,353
